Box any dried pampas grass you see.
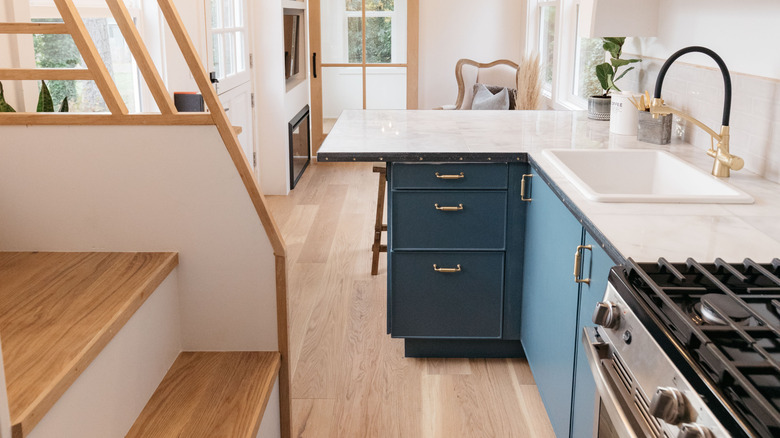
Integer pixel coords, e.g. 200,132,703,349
516,53,541,110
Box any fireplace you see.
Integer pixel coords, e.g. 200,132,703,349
288,105,311,189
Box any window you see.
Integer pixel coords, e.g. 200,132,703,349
527,0,609,109
346,0,395,64
29,0,143,112
538,2,557,94
210,0,247,81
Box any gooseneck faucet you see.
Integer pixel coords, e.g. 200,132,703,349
650,46,744,178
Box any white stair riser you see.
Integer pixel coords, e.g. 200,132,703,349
28,271,181,438
256,379,281,438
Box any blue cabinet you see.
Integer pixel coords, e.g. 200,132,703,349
387,162,526,357
521,167,615,438
391,251,505,338
570,232,612,438
520,169,584,438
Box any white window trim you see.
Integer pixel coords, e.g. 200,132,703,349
527,0,596,111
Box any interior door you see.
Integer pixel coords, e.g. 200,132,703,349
205,0,255,169
219,83,255,167
310,0,418,151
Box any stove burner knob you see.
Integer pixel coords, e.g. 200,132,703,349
592,301,620,329
649,387,690,425
677,423,714,438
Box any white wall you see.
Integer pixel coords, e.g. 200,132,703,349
162,0,205,94
252,2,292,196
418,0,525,110
1,0,38,112
624,0,780,80
28,273,181,438
620,0,780,182
0,125,278,352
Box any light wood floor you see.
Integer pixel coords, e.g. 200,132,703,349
267,162,555,438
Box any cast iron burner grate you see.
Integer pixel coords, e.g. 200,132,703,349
626,257,780,438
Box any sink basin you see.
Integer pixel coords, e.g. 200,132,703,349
542,149,754,204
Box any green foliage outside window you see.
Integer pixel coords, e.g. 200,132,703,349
577,37,604,98
348,0,394,11
32,19,80,109
348,16,392,64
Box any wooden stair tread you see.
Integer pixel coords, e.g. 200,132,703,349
126,351,281,438
0,251,178,437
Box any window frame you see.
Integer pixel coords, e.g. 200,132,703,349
526,0,601,111
206,0,250,93
344,3,396,64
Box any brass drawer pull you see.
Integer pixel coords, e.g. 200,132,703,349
435,172,465,180
434,203,464,211
521,174,533,202
433,264,461,273
573,245,593,284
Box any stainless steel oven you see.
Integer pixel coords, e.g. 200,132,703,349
583,281,730,438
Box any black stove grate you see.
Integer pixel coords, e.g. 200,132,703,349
626,257,780,438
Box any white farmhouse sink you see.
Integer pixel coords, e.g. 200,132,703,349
542,149,754,204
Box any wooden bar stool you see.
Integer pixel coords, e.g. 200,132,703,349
371,165,387,275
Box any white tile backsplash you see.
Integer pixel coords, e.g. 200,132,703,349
621,57,780,184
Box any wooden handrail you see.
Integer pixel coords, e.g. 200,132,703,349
105,0,178,115
0,23,69,34
155,0,286,257
0,68,91,81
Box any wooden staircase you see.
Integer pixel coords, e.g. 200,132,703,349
126,352,280,438
0,252,282,438
0,0,290,437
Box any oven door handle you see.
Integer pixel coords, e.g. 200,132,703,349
583,327,642,438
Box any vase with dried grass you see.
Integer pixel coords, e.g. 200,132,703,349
516,53,541,111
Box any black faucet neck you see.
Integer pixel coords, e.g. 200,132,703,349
653,46,732,127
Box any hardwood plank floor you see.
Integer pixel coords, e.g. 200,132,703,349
268,162,555,438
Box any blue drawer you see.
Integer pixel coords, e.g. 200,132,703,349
390,252,504,338
392,191,507,250
391,163,508,190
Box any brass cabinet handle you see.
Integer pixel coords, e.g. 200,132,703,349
573,245,593,284
521,174,533,202
434,203,463,211
435,172,465,180
433,264,462,273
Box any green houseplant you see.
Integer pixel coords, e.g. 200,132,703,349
588,37,640,120
0,80,69,113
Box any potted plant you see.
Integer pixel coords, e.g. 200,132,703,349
588,37,640,120
0,80,69,113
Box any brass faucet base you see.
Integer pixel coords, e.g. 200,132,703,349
650,103,742,178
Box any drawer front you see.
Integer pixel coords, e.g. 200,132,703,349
390,252,504,338
392,191,507,250
392,163,508,190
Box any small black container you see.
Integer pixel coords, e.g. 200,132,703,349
173,92,204,112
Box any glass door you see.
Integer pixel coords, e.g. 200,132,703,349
205,0,255,170
205,0,250,94
311,0,417,151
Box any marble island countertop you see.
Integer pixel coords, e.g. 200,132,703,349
317,110,780,264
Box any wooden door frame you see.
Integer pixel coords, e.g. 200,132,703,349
309,0,418,153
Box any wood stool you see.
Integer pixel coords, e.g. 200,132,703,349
371,165,388,275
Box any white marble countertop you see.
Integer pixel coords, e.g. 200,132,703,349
318,110,780,263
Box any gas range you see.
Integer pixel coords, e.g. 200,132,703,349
590,258,780,437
